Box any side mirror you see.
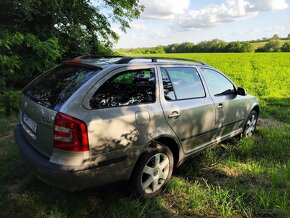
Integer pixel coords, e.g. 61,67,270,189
237,87,247,96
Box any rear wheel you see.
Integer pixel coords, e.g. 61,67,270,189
130,143,173,198
243,110,258,137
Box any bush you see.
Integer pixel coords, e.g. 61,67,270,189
262,39,282,52
0,28,63,116
281,41,290,52
0,90,21,116
0,28,62,89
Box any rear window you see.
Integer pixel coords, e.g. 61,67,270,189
23,64,101,110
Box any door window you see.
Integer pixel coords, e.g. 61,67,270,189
161,67,205,100
89,69,156,109
201,68,235,96
161,68,176,100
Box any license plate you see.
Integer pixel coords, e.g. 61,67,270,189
23,113,37,133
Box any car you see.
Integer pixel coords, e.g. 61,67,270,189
14,56,259,197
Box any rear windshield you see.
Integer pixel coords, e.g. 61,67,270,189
23,64,101,110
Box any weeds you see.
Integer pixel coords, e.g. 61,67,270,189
0,117,289,217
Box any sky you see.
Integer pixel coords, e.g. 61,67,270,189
113,0,290,48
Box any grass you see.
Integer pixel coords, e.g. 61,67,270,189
1,52,289,217
0,111,289,217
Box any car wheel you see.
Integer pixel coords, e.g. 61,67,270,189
243,110,258,137
130,143,173,198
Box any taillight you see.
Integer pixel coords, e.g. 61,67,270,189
53,112,89,152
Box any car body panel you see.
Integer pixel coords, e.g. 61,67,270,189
19,95,57,157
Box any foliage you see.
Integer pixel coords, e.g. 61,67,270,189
0,0,143,115
240,42,254,52
257,39,282,52
0,0,143,57
118,46,165,54
0,28,62,115
117,36,290,54
0,28,62,89
281,41,290,52
117,39,275,54
0,91,20,116
226,41,242,52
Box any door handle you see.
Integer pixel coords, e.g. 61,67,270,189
216,103,223,110
168,111,180,118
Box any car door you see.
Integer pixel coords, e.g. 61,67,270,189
158,66,216,154
200,68,248,138
83,66,166,156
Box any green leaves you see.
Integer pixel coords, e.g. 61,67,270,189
0,28,62,115
0,0,142,57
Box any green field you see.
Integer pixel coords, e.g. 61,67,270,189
0,53,289,217
133,53,290,97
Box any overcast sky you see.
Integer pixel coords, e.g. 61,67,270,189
113,0,290,48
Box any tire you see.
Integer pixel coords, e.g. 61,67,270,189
129,143,174,198
242,110,258,137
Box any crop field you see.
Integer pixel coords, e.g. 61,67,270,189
0,53,289,217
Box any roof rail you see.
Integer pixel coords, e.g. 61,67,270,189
114,56,206,65
75,55,124,59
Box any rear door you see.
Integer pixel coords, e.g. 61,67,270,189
82,66,167,155
158,66,216,154
20,64,100,157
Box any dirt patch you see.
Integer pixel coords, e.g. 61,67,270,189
257,118,285,128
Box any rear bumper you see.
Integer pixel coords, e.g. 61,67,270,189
14,125,136,191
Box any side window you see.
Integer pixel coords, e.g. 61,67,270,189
161,67,205,100
161,68,176,100
201,68,235,96
89,69,156,108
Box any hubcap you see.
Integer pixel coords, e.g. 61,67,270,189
245,114,257,137
141,153,170,194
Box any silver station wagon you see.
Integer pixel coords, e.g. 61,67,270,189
14,56,259,197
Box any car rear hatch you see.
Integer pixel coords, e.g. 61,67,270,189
20,63,101,157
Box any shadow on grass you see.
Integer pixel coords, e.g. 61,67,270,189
1,109,289,217
0,144,173,217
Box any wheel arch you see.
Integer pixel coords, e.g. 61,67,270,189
129,135,183,180
153,135,183,167
252,104,260,116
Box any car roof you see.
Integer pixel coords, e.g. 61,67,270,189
63,55,208,69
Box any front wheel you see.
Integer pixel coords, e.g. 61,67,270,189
129,143,173,198
243,110,258,137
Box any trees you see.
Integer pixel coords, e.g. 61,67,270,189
164,44,180,53
226,42,242,52
281,41,290,52
176,42,194,53
0,0,143,115
240,42,254,52
272,34,280,40
0,0,143,57
262,39,282,52
209,39,227,52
